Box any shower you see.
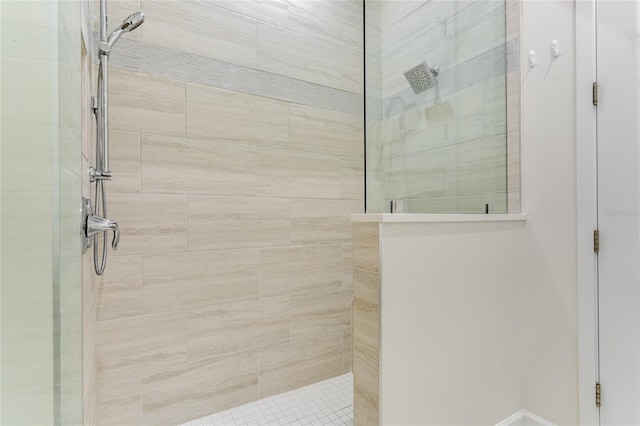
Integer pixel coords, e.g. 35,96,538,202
404,62,439,94
83,2,145,275
101,11,145,53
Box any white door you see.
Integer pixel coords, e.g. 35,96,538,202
596,1,640,424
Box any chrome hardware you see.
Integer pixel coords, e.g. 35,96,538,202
82,197,120,254
88,1,143,275
88,166,112,182
91,96,98,116
82,197,120,260
87,214,120,250
99,41,112,55
81,197,92,254
390,200,403,213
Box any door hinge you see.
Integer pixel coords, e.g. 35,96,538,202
593,82,599,106
594,229,600,253
596,382,601,407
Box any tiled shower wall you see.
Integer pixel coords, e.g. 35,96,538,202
92,1,363,425
366,0,520,213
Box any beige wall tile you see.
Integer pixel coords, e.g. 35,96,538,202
482,76,508,138
507,70,521,135
258,23,342,89
142,353,259,426
258,148,342,199
110,69,185,137
445,0,505,68
212,0,288,26
341,156,365,200
291,290,352,341
353,223,379,273
287,0,363,51
353,268,380,426
110,131,141,193
259,333,343,398
354,346,379,426
143,249,259,314
185,83,288,146
187,296,290,361
507,131,520,195
140,134,258,196
187,196,290,250
109,194,187,255
343,329,353,374
341,49,364,94
96,255,143,321
97,311,187,384
141,1,257,68
97,379,142,426
288,104,363,158
448,136,507,196
387,148,449,200
259,244,343,297
342,243,354,288
92,0,366,419
402,193,508,214
353,269,380,353
290,199,361,245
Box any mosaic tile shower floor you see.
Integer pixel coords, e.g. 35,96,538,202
181,373,353,426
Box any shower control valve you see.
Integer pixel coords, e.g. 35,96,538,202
82,197,120,252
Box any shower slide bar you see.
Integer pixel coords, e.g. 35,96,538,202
82,0,145,275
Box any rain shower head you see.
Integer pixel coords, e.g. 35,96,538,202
101,12,145,54
404,62,439,94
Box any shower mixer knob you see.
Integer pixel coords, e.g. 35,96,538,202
87,214,120,250
83,197,120,251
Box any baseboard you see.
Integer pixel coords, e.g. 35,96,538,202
495,410,557,426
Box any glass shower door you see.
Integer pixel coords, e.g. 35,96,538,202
0,1,83,424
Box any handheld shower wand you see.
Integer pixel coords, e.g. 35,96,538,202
84,2,145,275
99,12,146,54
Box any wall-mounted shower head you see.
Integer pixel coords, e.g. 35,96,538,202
404,62,439,94
100,11,145,54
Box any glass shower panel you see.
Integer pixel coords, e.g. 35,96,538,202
0,1,83,424
365,0,508,213
57,1,83,424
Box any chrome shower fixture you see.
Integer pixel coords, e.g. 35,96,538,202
404,62,440,94
84,1,145,275
99,12,145,54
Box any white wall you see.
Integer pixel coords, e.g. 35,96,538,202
379,220,524,425
369,2,580,424
520,1,579,424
